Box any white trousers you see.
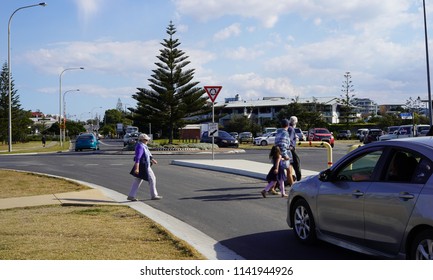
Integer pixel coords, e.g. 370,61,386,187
128,167,158,199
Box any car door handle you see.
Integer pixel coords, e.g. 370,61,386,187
352,190,364,197
399,192,415,200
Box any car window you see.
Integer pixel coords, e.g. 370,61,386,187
78,135,93,140
219,131,231,138
383,149,431,183
335,150,383,182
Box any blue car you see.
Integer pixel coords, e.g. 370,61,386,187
74,133,100,151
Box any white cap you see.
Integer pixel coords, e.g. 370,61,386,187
138,133,150,141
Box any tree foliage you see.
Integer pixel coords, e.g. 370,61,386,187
0,62,32,143
131,22,209,143
338,72,356,128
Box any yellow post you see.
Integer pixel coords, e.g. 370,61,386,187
297,141,333,168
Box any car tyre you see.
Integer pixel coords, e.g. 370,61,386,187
408,229,433,260
260,140,268,146
292,199,317,244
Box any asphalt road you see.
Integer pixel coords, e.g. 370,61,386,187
0,139,380,260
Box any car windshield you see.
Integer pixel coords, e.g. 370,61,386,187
219,131,231,138
316,129,330,134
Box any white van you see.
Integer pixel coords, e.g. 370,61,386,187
126,126,139,134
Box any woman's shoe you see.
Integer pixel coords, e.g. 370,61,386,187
269,189,279,195
127,196,138,201
261,190,267,198
281,194,288,198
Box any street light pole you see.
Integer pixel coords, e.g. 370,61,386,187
423,0,432,126
7,2,47,152
59,67,84,147
63,89,79,142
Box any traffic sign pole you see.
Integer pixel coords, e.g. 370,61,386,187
204,86,222,160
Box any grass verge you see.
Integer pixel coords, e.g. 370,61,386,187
0,141,69,154
0,170,205,260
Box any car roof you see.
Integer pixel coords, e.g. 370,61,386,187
78,133,95,138
368,136,433,148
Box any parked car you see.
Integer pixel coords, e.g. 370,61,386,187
416,125,430,136
74,133,100,151
419,128,431,137
363,128,383,144
307,128,334,147
336,130,352,140
294,128,306,141
286,137,433,259
356,128,369,142
254,131,277,146
238,132,253,144
229,132,239,140
379,125,414,141
200,130,239,148
386,126,400,134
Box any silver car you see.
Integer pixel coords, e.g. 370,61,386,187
286,137,433,259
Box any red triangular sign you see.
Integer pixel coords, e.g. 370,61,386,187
204,86,222,102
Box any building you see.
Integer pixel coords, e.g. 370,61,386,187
213,95,341,124
352,98,379,116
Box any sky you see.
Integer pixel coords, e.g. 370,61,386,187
1,0,433,121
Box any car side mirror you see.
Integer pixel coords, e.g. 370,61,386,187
319,169,332,182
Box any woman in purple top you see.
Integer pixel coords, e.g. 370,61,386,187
127,133,162,201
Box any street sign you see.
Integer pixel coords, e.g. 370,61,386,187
204,86,222,102
208,123,218,137
400,112,413,120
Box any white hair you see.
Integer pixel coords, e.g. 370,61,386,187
289,116,298,124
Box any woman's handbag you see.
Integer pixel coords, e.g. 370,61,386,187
129,155,149,181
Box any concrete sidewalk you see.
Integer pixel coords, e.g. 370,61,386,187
0,188,119,210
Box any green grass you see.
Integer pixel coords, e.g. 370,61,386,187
0,141,70,154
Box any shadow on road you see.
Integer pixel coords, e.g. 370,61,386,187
217,229,383,260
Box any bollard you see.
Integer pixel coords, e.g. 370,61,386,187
297,141,333,168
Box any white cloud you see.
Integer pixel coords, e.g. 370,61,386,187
223,46,264,60
21,40,161,77
213,23,242,41
75,0,104,22
229,73,297,98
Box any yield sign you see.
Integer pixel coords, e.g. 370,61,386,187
204,86,222,102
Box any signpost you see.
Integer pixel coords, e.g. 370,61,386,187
204,86,222,159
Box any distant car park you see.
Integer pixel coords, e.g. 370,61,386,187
356,128,369,142
363,129,383,144
238,132,253,144
336,130,352,140
254,131,277,146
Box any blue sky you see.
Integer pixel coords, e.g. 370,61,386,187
1,0,432,121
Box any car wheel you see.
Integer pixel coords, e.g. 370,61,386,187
292,199,317,244
408,229,433,260
260,140,268,146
